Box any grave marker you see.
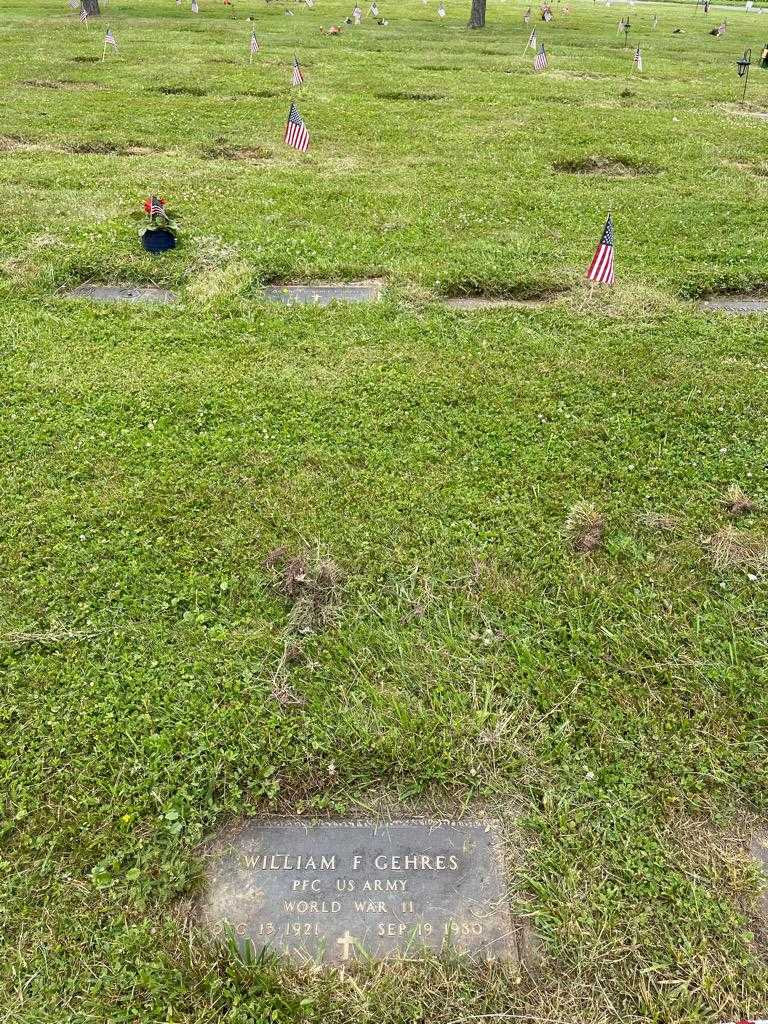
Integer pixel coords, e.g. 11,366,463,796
197,818,519,964
66,284,177,304
261,281,383,306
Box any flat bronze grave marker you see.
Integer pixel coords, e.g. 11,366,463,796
261,282,383,306
198,818,515,964
66,284,177,304
699,296,768,315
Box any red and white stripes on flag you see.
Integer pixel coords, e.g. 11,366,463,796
291,54,304,86
104,26,117,47
633,45,643,70
586,215,615,285
284,101,310,152
526,28,537,49
533,42,548,70
80,6,89,23
250,32,260,55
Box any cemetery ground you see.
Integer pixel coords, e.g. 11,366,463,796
2,0,768,1020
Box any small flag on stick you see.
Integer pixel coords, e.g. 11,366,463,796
80,5,89,24
291,54,304,86
524,27,537,52
586,215,615,286
284,101,310,152
102,26,117,59
633,44,642,71
250,31,259,60
533,41,548,69
191,0,199,12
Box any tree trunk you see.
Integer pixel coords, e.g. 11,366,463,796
82,0,100,14
467,0,486,28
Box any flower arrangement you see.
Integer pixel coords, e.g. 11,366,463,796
139,195,177,253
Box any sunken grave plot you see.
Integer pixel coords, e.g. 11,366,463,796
439,280,568,311
552,155,659,177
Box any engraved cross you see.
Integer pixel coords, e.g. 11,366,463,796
336,930,357,961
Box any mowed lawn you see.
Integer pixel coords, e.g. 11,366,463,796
2,0,768,1021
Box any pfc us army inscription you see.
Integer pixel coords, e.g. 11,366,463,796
198,819,514,964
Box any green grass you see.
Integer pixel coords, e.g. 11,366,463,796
2,0,768,1021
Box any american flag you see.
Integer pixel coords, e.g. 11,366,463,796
191,0,199,11
104,26,117,47
148,195,165,217
250,31,260,54
633,44,642,70
715,19,726,34
586,215,615,285
438,1,445,15
617,17,626,33
533,42,548,69
370,1,378,14
305,0,315,7
284,101,309,152
526,27,537,49
291,54,304,86
80,6,88,23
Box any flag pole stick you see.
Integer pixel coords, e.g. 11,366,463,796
102,38,108,59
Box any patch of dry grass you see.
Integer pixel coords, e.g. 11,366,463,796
565,502,605,553
723,484,757,517
704,525,768,573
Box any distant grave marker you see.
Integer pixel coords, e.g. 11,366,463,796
196,818,520,964
443,296,547,310
66,284,177,304
699,295,768,314
262,281,384,306
751,834,768,920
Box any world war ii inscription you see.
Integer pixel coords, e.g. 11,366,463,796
198,819,514,964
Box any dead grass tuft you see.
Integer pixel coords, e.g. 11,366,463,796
267,547,342,634
266,548,342,700
704,525,768,573
723,484,757,517
638,511,680,532
565,502,605,553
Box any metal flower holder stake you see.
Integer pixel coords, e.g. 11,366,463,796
737,48,752,107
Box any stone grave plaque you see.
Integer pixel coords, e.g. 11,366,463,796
198,818,514,964
261,282,383,306
66,284,177,304
750,834,768,920
699,296,768,315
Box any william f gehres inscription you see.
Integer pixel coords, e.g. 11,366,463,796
198,819,515,964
